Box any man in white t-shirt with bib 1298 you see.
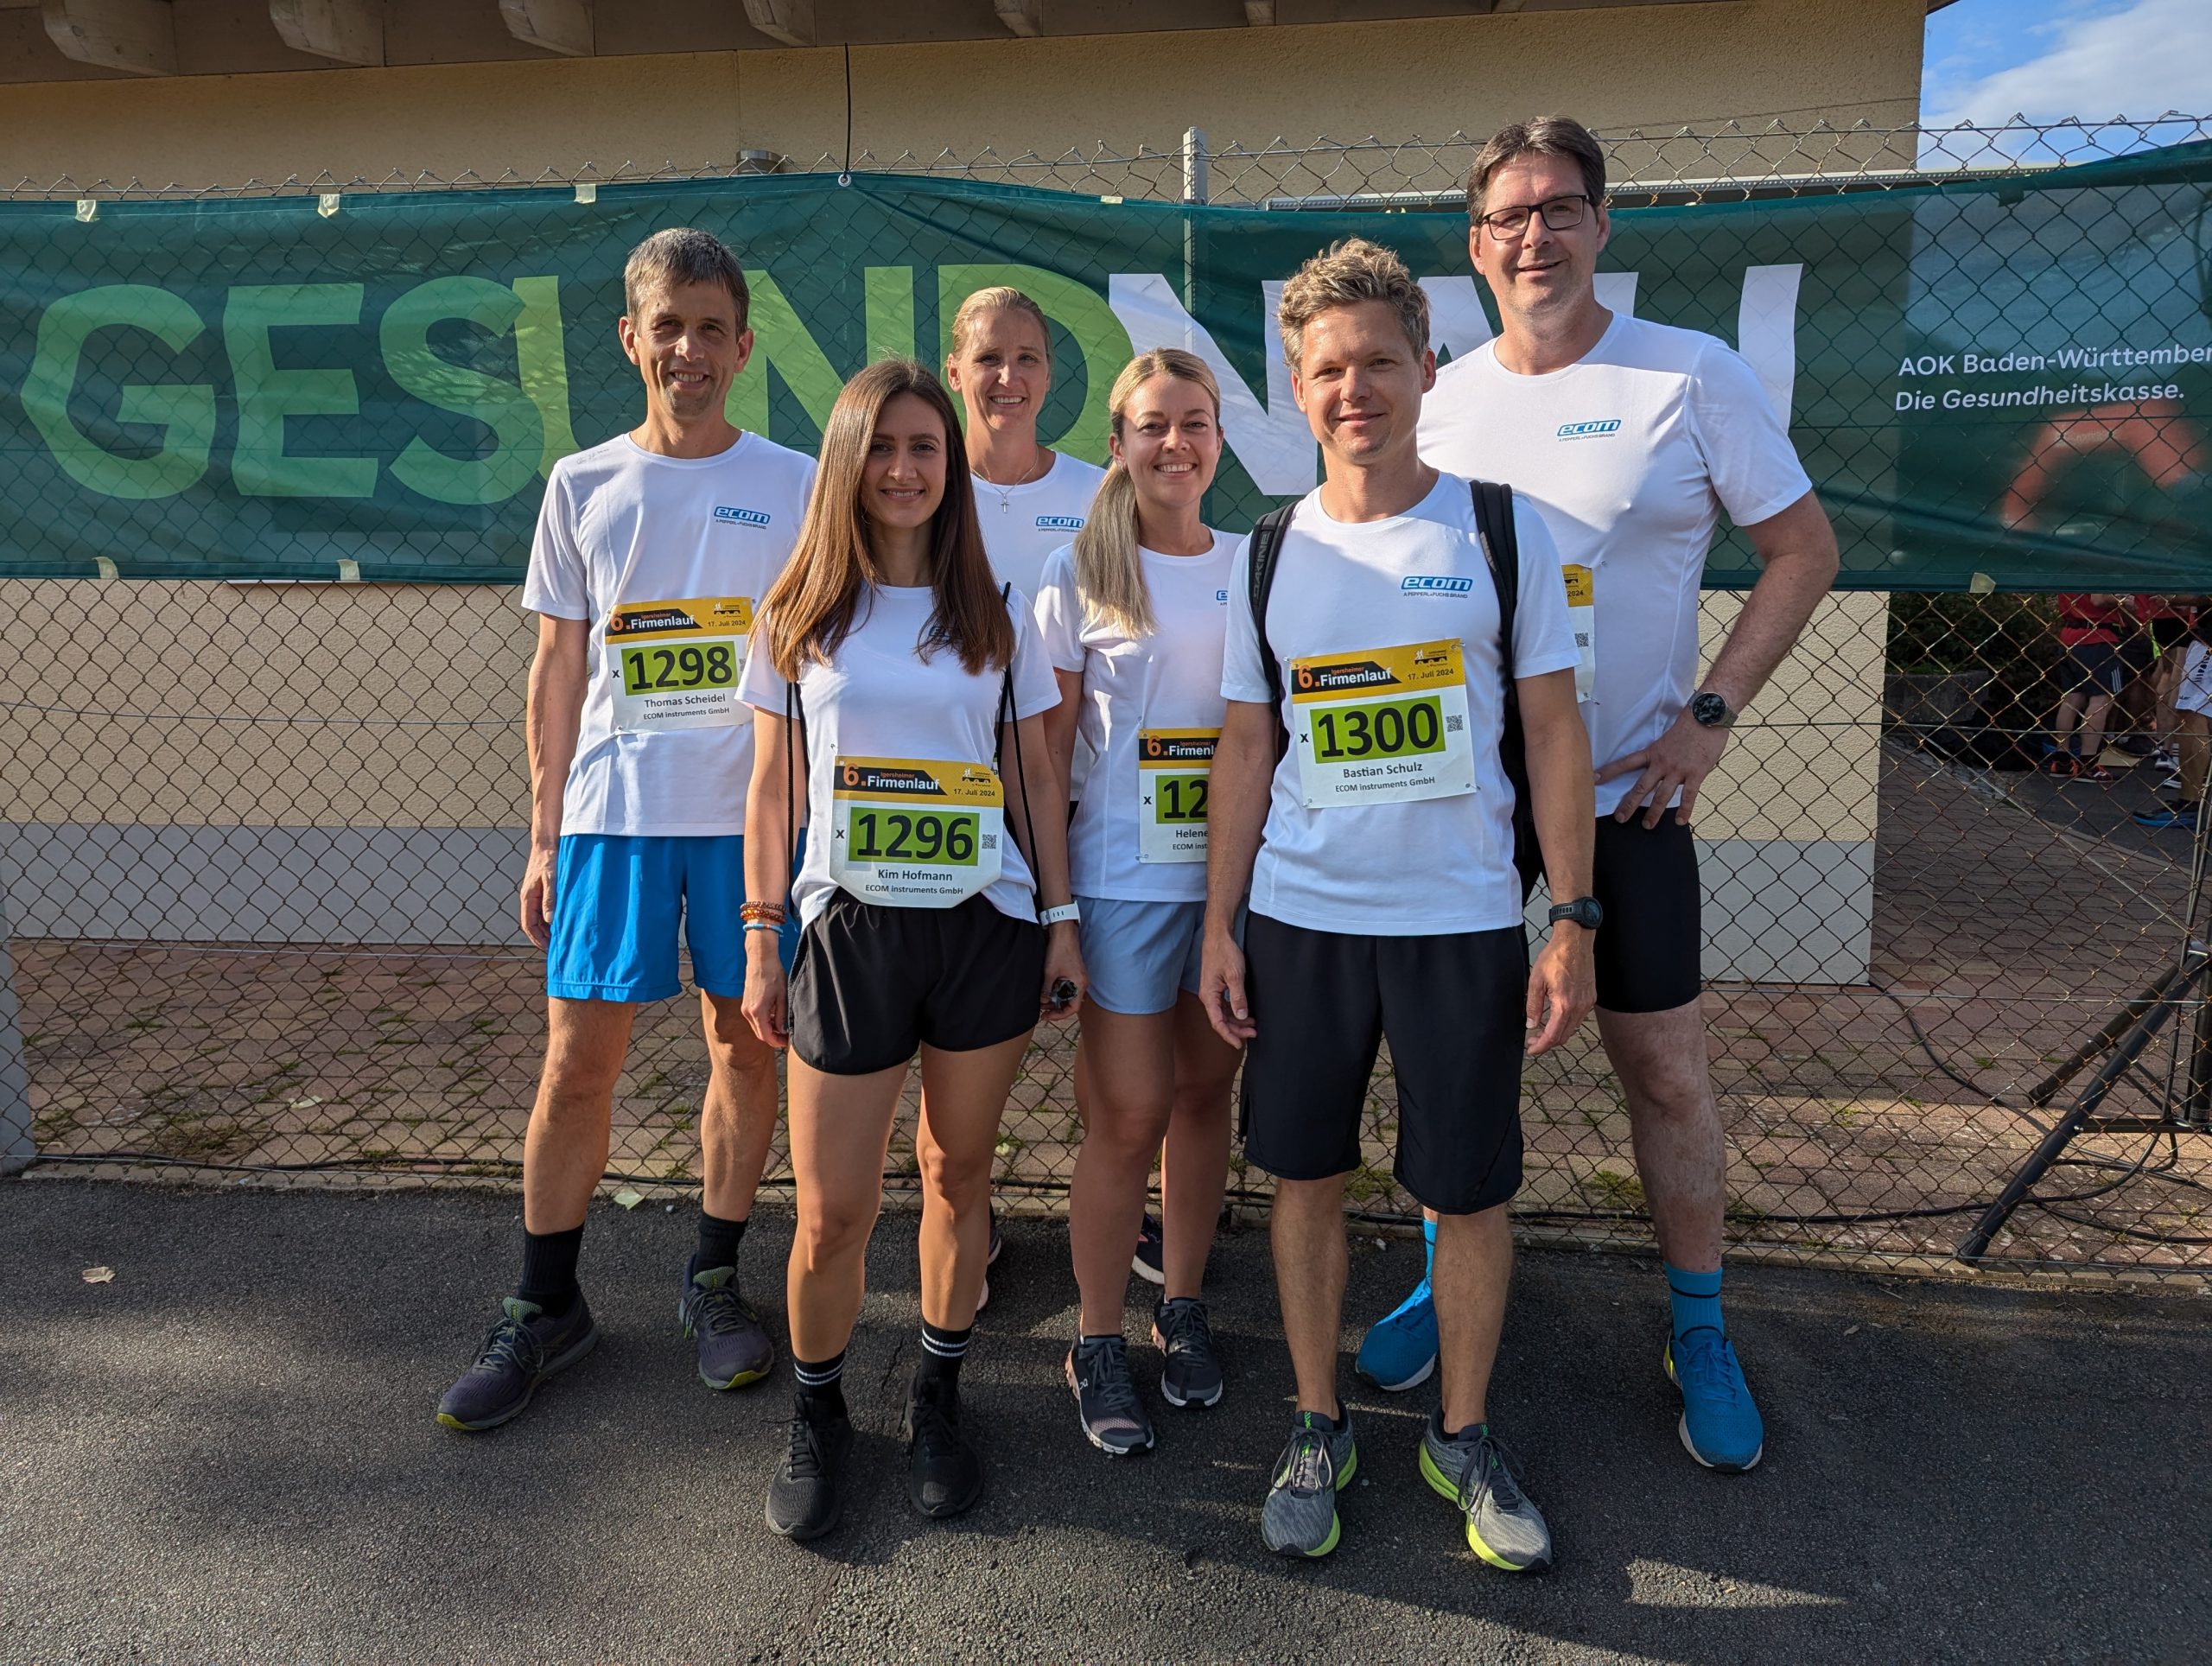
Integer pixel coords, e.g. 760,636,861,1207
1200,238,1599,1569
1400,115,1840,1476
436,230,817,1433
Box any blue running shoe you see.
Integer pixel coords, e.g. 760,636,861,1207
1664,1330,1764,1472
2133,803,2199,830
1356,1275,1438,1392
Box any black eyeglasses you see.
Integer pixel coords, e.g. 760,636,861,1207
1478,194,1594,240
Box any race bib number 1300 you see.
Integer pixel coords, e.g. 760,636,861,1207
607,596,751,732
1289,639,1476,810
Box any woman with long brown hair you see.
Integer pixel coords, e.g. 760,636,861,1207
736,358,1083,1539
1034,349,1242,1457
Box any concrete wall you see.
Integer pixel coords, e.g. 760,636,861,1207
0,0,1927,193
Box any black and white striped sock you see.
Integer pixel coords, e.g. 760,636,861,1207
793,1349,847,1417
916,1319,973,1388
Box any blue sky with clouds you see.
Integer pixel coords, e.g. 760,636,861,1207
1922,0,2211,127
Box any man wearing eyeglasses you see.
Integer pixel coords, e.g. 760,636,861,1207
1377,115,1840,1477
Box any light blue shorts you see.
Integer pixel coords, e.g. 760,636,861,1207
545,832,801,1003
1076,895,1208,1016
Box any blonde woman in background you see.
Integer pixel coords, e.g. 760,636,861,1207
1035,349,1242,1456
939,286,1111,1289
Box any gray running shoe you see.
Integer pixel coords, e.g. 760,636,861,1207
1260,1408,1357,1558
435,1295,599,1432
677,1256,774,1390
1419,1409,1554,1573
1065,1336,1156,1456
1151,1296,1224,1408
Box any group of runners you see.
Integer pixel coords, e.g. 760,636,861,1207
435,113,1842,1567
2047,592,2212,831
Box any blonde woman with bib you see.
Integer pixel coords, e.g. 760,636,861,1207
1035,350,1242,1457
737,359,1084,1539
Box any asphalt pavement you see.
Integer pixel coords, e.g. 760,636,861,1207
2,1178,2206,1664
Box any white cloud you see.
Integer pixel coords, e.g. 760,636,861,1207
1925,0,2212,128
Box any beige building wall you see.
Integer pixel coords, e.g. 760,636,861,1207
0,0,1926,193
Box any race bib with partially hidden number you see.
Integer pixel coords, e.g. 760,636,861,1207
829,757,1004,908
606,597,752,732
1562,564,1595,703
1135,728,1217,864
1289,639,1475,809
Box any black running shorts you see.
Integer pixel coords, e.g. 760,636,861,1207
1590,809,1702,1014
789,892,1043,1076
1237,912,1527,1216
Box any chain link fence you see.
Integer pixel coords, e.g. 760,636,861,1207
7,118,2212,1284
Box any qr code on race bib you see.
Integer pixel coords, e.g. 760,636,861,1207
982,833,998,849
1446,715,1464,734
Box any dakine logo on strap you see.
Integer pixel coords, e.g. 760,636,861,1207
712,505,773,526
1556,419,1623,440
1036,514,1085,531
1402,575,1475,595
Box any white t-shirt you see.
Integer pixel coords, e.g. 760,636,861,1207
737,583,1063,926
1034,534,1233,903
1220,471,1579,937
973,450,1109,597
973,449,1110,798
1417,313,1812,818
520,430,817,838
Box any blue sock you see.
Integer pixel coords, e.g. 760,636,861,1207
1421,1215,1436,1282
1666,1263,1724,1341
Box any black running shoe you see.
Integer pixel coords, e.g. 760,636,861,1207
1132,1213,1165,1286
435,1294,599,1431
1065,1335,1155,1456
677,1255,774,1390
904,1377,985,1518
1151,1296,1224,1408
766,1395,855,1541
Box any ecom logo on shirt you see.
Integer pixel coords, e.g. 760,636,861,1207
1556,419,1623,440
1402,575,1475,595
713,505,773,527
1036,515,1085,531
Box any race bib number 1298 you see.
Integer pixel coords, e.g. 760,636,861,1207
606,596,751,732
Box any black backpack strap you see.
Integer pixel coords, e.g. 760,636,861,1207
995,581,1041,893
784,674,807,881
1246,502,1298,760
1470,480,1543,901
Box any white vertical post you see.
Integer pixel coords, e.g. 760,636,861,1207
0,887,33,1176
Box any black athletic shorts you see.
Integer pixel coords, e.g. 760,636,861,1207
1237,912,1526,1215
1590,809,1703,1014
790,891,1043,1076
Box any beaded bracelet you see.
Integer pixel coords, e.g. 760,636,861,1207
739,900,788,925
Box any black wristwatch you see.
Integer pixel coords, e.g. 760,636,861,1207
1548,896,1604,932
1689,690,1736,730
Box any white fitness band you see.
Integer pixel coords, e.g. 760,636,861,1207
1039,902,1081,927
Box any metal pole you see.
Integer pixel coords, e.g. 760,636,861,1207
2025,959,2189,1108
0,887,34,1176
1956,956,2209,1262
1181,126,1207,335
2186,970,2212,1130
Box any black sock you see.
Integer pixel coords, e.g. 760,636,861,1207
915,1319,973,1390
517,1224,584,1316
794,1351,847,1418
696,1209,746,1272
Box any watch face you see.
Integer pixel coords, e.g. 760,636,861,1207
1692,692,1728,727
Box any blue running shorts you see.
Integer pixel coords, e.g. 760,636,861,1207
545,832,801,1003
1076,895,1210,1017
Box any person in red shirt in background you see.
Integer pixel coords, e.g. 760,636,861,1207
2047,594,2128,780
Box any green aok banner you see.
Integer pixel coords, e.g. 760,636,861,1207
1,143,2206,589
